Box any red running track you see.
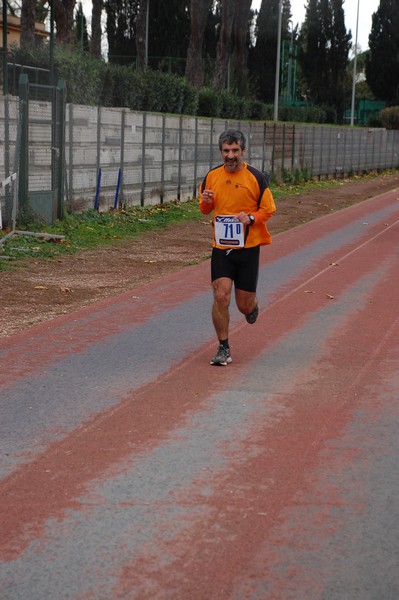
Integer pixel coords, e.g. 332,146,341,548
1,187,399,599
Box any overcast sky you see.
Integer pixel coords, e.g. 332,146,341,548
251,0,380,51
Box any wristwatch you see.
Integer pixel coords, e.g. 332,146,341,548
248,214,255,225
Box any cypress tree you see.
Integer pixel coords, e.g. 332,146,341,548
366,0,399,104
250,0,292,103
298,0,351,121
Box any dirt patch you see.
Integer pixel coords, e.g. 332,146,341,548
1,174,398,339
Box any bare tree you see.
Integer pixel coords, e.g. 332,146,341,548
91,0,103,58
185,0,212,89
213,0,236,91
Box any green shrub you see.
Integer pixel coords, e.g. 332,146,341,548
379,106,399,130
11,45,103,105
145,71,185,113
219,90,240,119
54,47,103,105
247,99,267,120
181,82,199,116
8,45,342,126
97,63,121,106
278,104,328,124
17,198,47,229
281,165,313,184
198,87,222,117
8,44,51,86
318,104,336,124
236,96,250,119
263,104,274,120
368,113,383,128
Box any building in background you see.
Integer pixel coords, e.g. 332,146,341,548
0,13,49,50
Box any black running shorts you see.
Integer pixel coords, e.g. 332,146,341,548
211,246,260,292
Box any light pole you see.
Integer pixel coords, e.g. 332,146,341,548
273,0,283,123
145,0,150,69
287,19,293,103
49,0,55,85
2,0,8,95
350,0,360,126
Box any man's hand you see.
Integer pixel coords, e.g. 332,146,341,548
202,189,214,203
236,211,251,225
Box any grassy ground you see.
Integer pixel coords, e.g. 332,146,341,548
0,171,396,269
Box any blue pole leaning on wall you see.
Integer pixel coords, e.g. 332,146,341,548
113,168,122,210
94,168,102,210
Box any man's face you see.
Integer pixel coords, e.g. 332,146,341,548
221,141,246,173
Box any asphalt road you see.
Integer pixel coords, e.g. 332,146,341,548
1,187,399,600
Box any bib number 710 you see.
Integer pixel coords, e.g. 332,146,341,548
215,215,245,247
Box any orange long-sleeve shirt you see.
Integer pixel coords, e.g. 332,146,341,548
199,162,276,249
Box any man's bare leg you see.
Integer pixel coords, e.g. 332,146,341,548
212,277,233,340
235,288,257,314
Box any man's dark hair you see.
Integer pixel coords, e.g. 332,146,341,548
218,129,246,151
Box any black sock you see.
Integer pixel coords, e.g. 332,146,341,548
219,339,229,349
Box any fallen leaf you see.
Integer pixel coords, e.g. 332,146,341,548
60,287,73,293
34,285,48,290
326,294,335,299
304,290,315,294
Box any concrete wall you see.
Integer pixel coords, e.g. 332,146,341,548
1,94,399,223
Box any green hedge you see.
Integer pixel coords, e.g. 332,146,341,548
379,106,399,130
9,46,335,124
197,87,222,117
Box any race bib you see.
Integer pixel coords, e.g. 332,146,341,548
215,215,244,247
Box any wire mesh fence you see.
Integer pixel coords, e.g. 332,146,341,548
0,96,22,236
0,95,19,228
1,92,399,226
0,95,65,248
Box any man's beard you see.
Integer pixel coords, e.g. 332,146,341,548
224,159,239,172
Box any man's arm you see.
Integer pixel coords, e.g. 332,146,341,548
199,184,214,215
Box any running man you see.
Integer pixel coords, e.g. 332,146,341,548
199,129,276,366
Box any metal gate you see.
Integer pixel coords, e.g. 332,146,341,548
18,73,66,224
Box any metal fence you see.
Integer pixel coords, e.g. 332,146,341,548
1,92,399,225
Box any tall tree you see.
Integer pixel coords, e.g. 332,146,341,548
12,0,65,51
329,0,352,116
106,0,190,69
250,0,292,103
366,0,399,104
91,0,103,58
147,0,190,72
231,0,252,95
298,0,324,100
135,0,148,70
20,0,36,49
185,0,213,88
75,2,90,52
213,0,236,90
54,0,77,45
298,0,351,119
212,0,252,93
105,0,139,64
